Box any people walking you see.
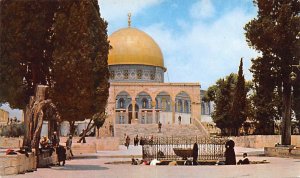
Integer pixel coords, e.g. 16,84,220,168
158,121,162,133
66,135,74,159
125,135,130,149
134,135,139,146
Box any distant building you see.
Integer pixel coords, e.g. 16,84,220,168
0,108,9,125
200,90,214,122
200,90,220,134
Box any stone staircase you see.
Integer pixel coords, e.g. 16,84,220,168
115,124,208,144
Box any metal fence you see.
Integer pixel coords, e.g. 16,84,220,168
142,136,228,161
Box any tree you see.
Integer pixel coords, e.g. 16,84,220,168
231,58,247,136
51,0,109,135
0,0,109,143
0,0,58,109
205,73,237,135
245,0,300,144
250,55,282,134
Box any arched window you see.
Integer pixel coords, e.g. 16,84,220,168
119,98,125,108
184,100,189,113
162,98,166,111
142,98,148,109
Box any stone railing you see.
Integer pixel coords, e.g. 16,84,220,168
0,152,36,176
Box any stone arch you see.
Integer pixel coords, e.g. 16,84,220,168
175,91,191,124
135,91,152,109
128,103,139,124
115,91,131,109
155,91,172,112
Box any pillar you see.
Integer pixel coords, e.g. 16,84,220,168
132,100,136,120
152,101,156,124
172,100,175,124
132,100,138,124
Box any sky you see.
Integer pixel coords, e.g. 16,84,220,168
99,0,259,88
1,0,259,119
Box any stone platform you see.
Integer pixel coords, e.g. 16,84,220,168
264,146,300,158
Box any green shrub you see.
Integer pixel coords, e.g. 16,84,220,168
0,123,25,137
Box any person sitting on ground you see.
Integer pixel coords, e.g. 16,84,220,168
131,156,138,165
40,136,50,149
237,153,250,165
150,159,161,166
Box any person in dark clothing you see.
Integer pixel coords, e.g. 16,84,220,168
224,140,236,165
134,135,139,146
51,131,60,148
139,136,144,146
125,135,130,149
158,121,162,133
237,153,250,165
192,142,198,165
56,145,66,166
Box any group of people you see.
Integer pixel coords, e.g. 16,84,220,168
124,134,155,149
39,131,74,166
40,131,60,149
130,139,249,166
224,140,250,165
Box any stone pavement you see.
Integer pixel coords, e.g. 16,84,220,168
3,146,300,178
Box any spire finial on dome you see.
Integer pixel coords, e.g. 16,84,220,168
128,13,131,27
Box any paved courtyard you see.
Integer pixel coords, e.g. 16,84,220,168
3,146,300,178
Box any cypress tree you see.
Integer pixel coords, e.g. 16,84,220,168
231,58,247,136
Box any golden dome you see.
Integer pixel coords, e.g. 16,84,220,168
108,27,165,70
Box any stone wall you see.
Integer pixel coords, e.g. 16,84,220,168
0,109,9,125
0,152,36,176
0,137,23,148
232,135,300,148
60,136,119,151
96,137,119,151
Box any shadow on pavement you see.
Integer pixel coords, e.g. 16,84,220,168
53,164,109,171
74,155,98,159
